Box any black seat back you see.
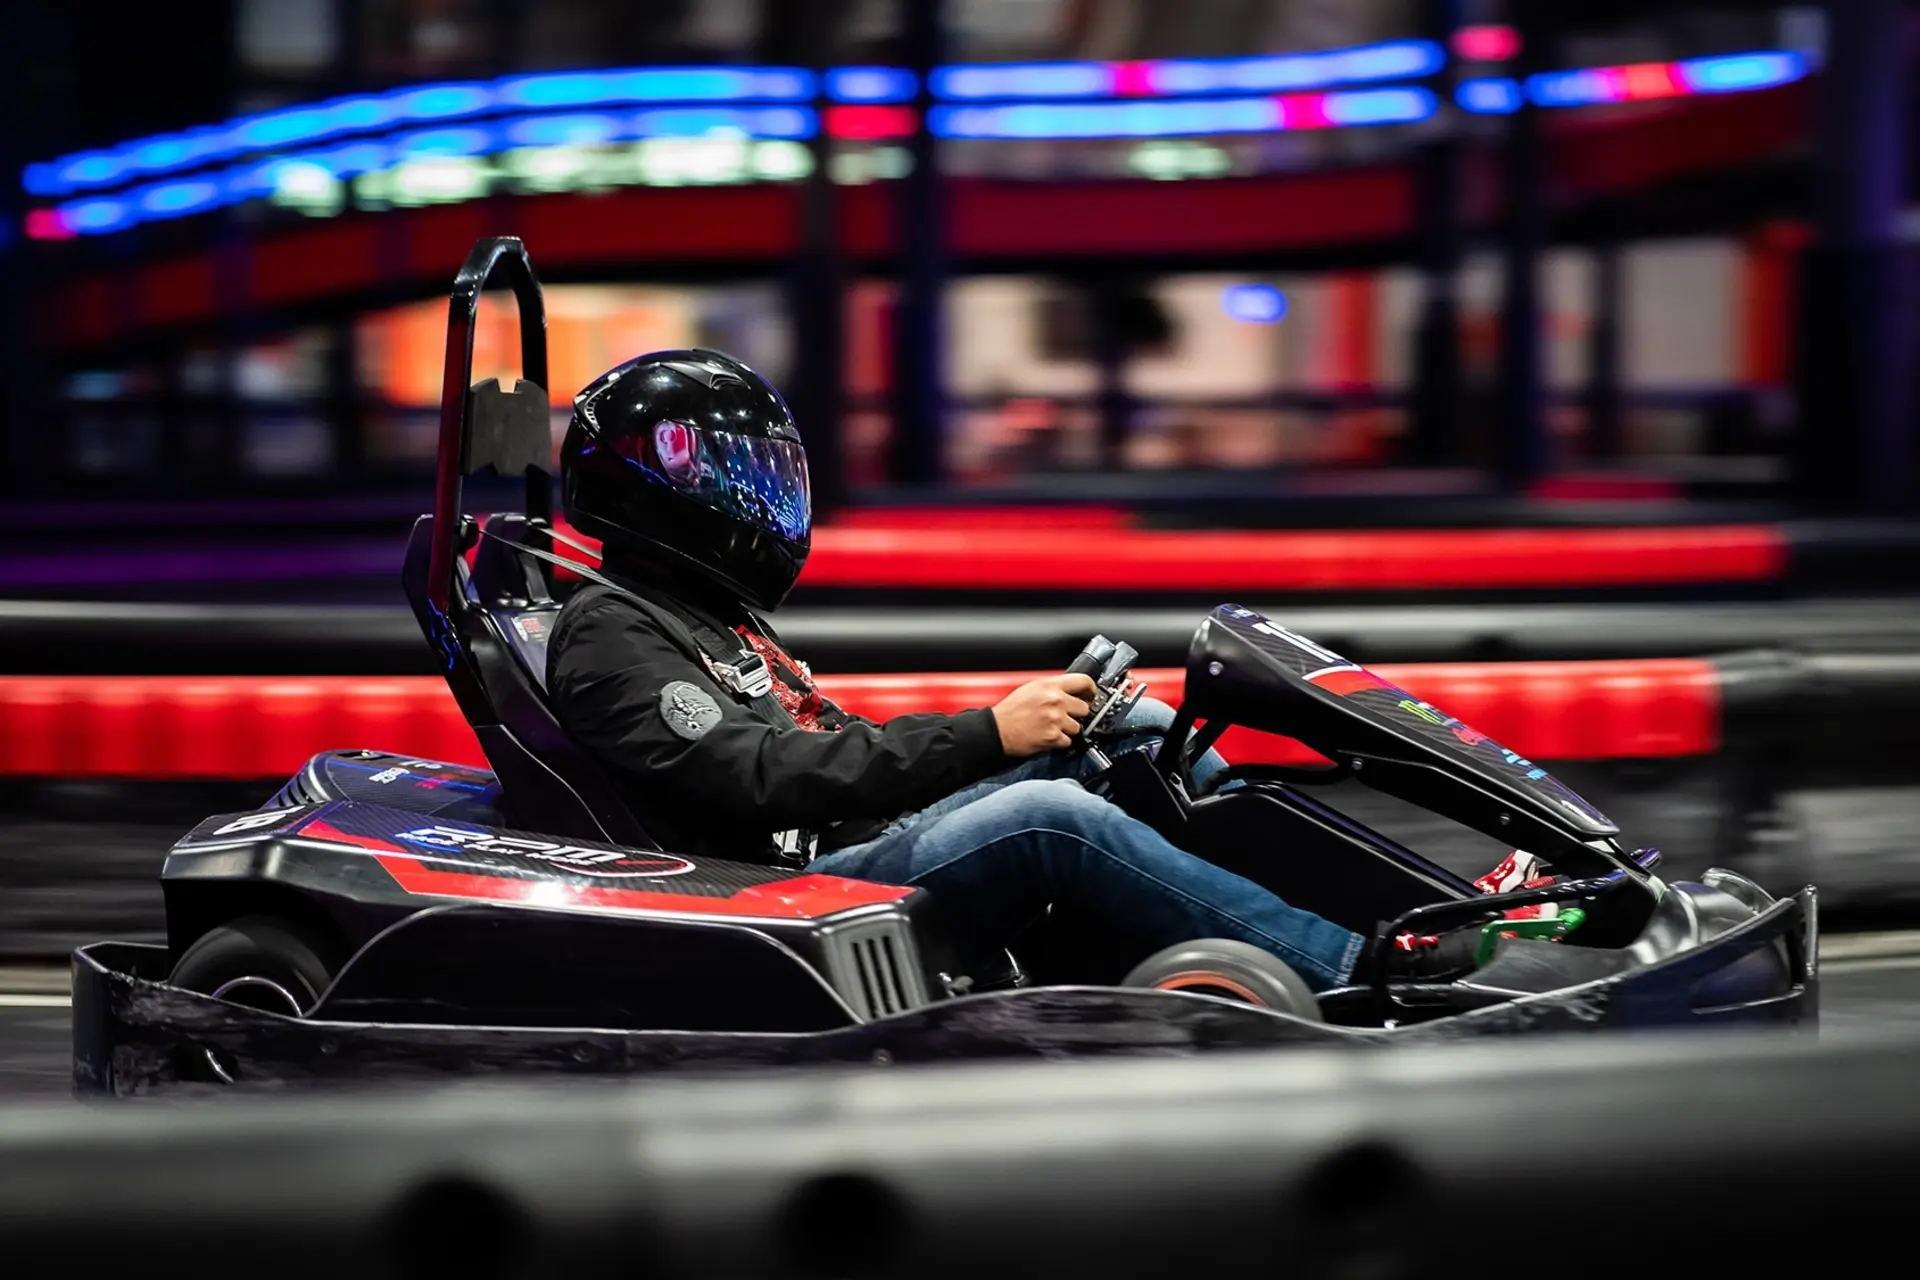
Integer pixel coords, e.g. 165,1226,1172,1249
401,236,658,849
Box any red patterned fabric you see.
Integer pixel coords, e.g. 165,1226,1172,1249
735,627,842,733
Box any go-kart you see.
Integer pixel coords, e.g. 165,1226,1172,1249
71,239,1817,1095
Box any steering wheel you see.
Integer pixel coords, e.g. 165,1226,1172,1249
1064,634,1145,756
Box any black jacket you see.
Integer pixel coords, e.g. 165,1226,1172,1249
546,575,1007,865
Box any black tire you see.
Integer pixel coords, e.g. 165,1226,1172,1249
170,914,341,1016
1122,938,1323,1022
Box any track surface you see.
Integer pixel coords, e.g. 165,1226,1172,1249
2,949,1915,1102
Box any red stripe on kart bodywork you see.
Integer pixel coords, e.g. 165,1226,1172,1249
370,858,911,920
297,818,405,853
294,816,907,919
1306,668,1395,695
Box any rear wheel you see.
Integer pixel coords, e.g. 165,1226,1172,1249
170,915,343,1082
1123,938,1322,1022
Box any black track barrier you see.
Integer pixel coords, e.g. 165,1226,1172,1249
1717,645,1920,922
3,1030,1919,1277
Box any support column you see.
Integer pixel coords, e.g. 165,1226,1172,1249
1407,0,1464,466
1792,0,1911,512
886,0,947,486
1493,5,1550,487
325,0,368,479
783,0,848,514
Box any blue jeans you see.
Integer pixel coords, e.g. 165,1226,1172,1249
809,697,1365,990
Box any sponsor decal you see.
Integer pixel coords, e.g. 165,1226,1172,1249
1306,666,1391,695
1397,697,1490,747
1399,698,1447,725
368,767,408,783
1249,619,1354,670
391,825,696,879
211,806,308,836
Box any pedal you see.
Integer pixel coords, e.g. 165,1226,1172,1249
1476,907,1587,966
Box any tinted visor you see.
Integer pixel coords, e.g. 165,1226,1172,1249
637,421,810,543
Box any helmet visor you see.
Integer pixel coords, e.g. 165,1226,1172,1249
636,421,811,544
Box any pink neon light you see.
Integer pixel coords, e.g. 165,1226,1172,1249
24,209,72,240
1620,63,1686,100
1453,24,1521,62
1275,92,1333,129
1113,61,1157,97
825,104,917,140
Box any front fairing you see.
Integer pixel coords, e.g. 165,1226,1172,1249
1182,605,1636,878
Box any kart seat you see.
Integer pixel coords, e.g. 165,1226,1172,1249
402,510,660,849
470,512,563,693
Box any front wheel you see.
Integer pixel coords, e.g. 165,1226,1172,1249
170,915,342,1082
1123,938,1322,1022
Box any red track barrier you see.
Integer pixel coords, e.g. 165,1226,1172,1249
0,660,1718,779
799,526,1786,590
477,521,1785,590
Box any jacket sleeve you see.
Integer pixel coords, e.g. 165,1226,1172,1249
549,597,1009,829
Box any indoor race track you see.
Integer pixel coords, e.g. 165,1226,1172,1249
3,936,1917,1100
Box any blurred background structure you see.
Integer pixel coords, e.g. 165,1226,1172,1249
0,0,1895,518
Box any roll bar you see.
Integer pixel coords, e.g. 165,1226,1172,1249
429,236,552,615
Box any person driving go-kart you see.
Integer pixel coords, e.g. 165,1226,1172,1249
546,350,1495,993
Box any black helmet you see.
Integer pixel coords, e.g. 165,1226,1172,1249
560,349,811,611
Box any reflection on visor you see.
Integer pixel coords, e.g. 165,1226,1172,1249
635,421,811,542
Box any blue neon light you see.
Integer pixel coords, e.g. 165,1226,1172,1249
1527,67,1613,108
1148,40,1443,95
393,126,496,158
43,105,826,236
826,66,917,103
138,179,221,217
933,61,1115,101
1457,77,1521,114
624,107,797,138
1222,284,1287,323
1322,87,1434,126
21,39,1442,197
931,98,1273,139
65,198,131,234
130,137,197,172
506,112,618,148
931,40,1443,101
24,67,815,198
23,43,1813,232
391,83,495,120
1680,51,1806,93
930,87,1435,140
497,66,812,109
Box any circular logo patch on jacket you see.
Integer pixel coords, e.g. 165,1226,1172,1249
660,681,724,741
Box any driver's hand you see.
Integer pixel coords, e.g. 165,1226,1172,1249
990,674,1097,757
